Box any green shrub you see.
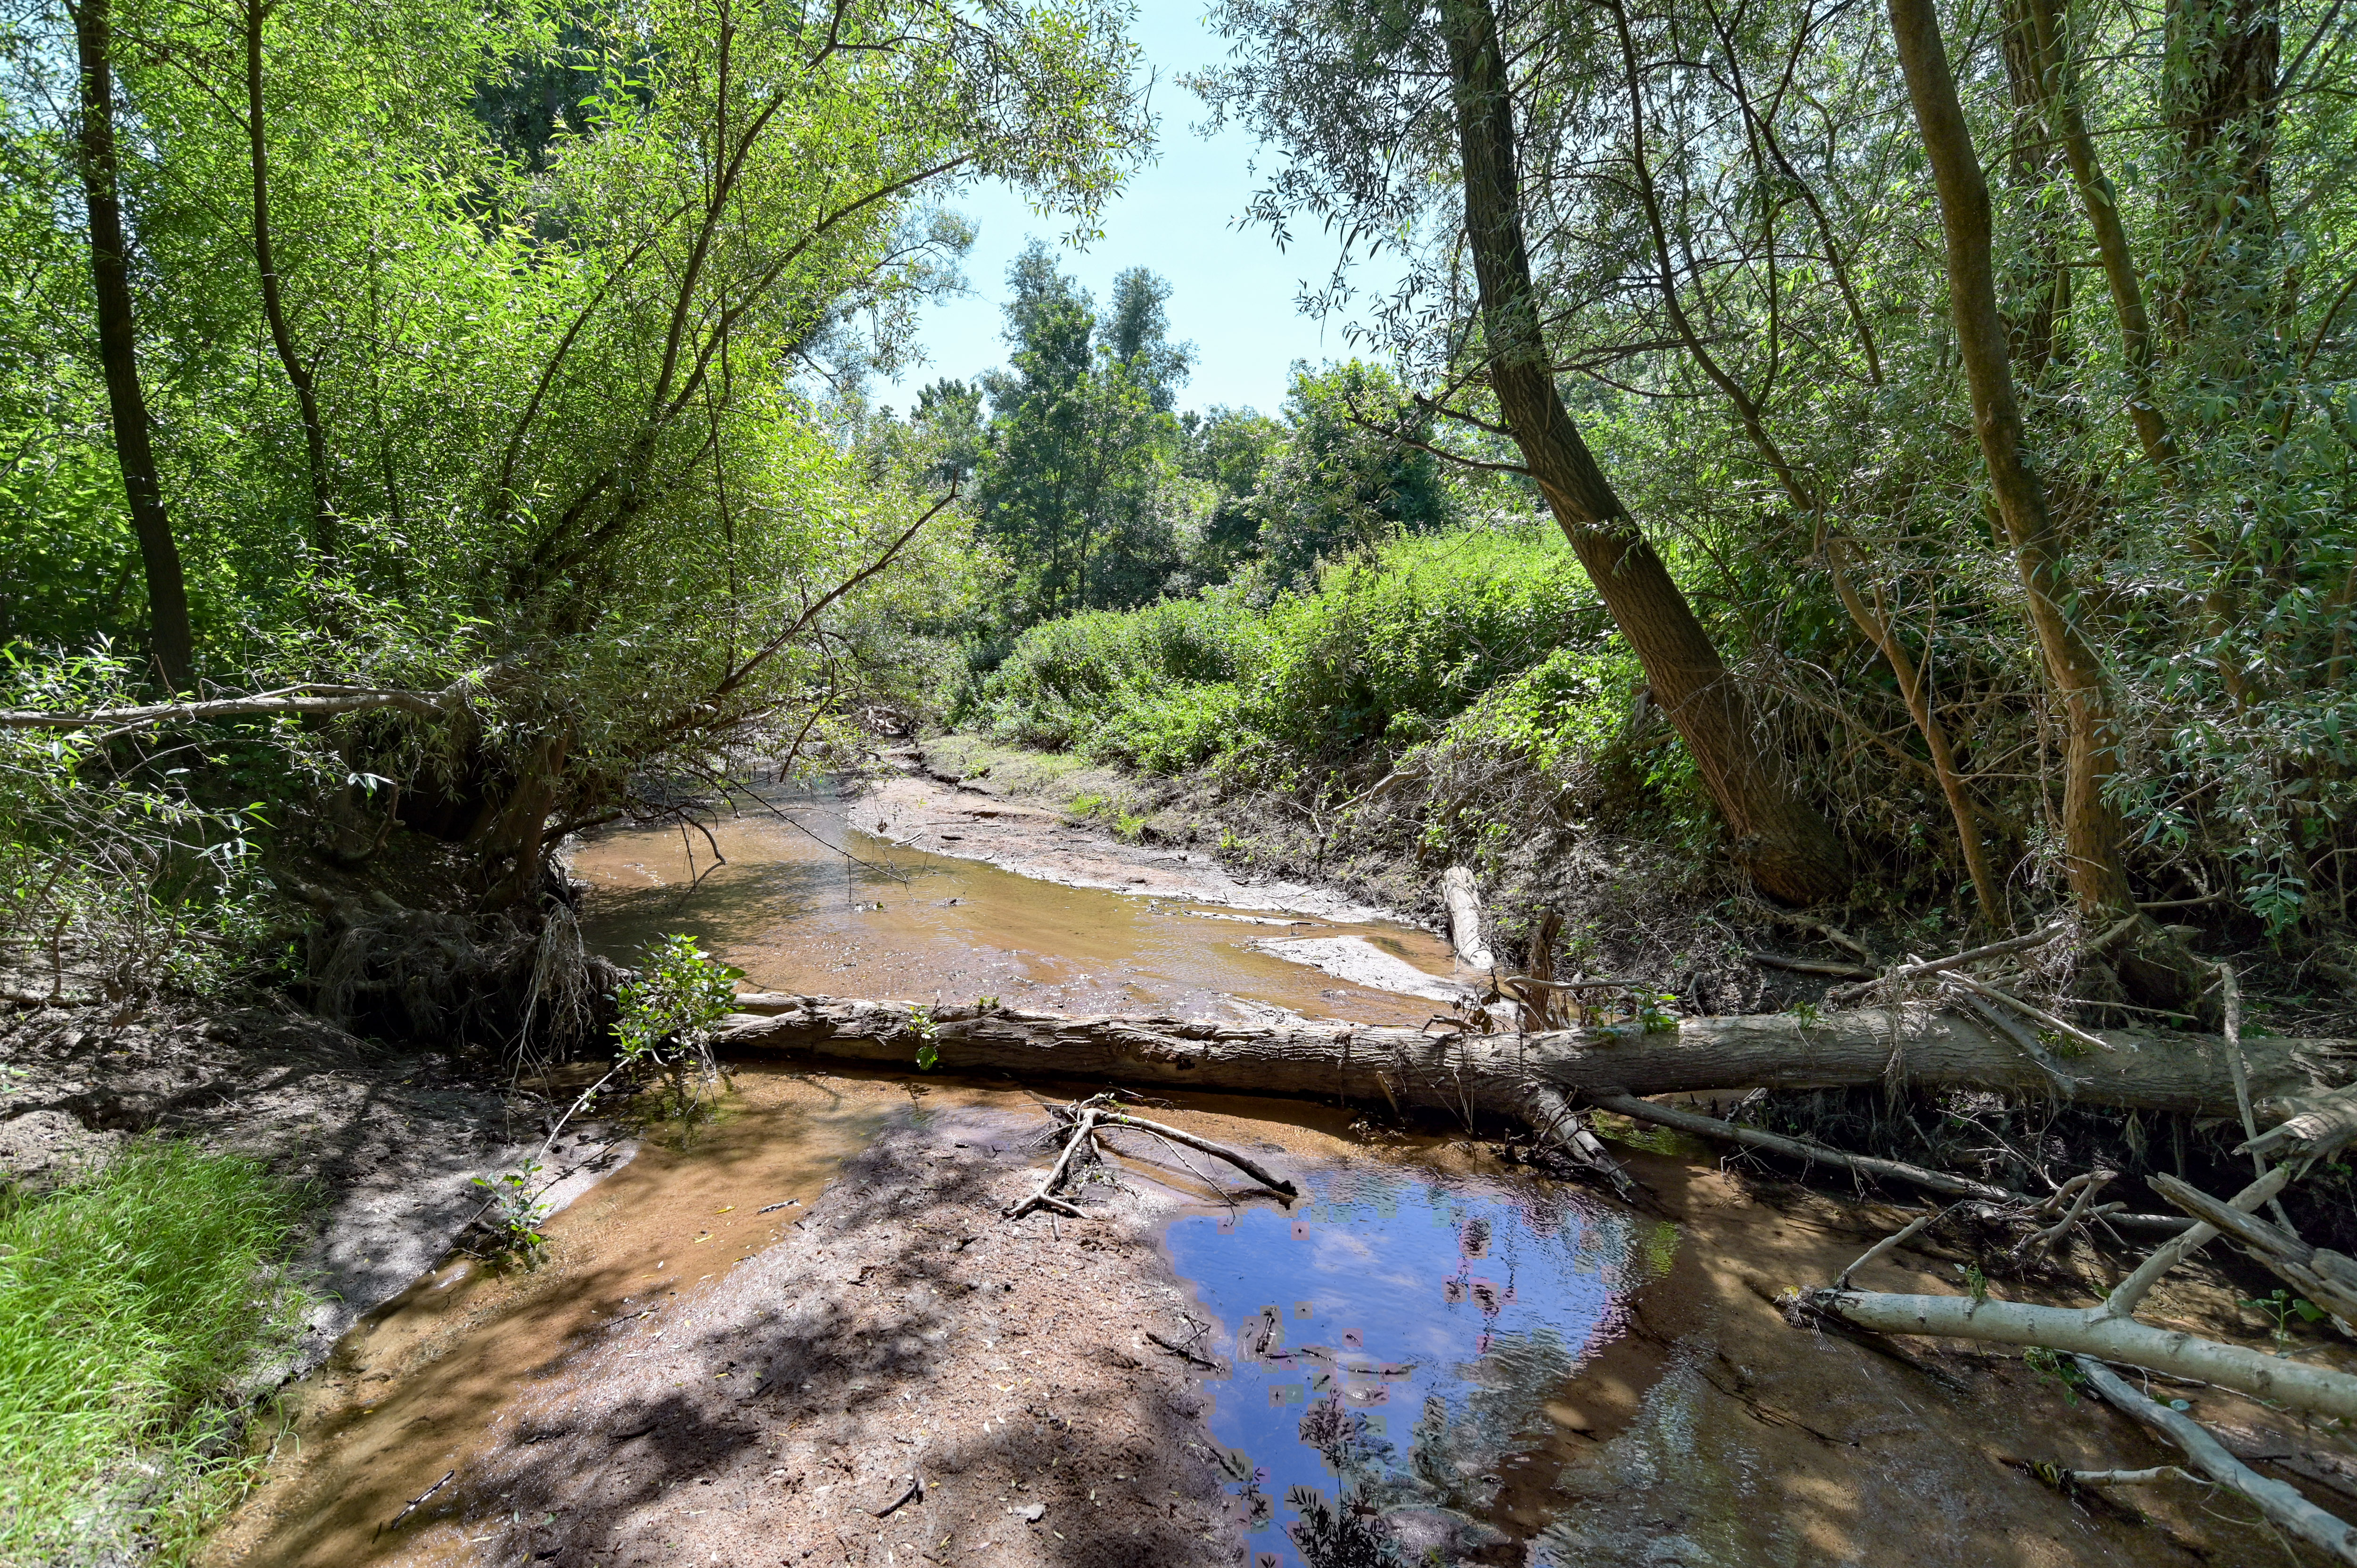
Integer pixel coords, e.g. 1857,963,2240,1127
0,1141,311,1566
963,521,1624,783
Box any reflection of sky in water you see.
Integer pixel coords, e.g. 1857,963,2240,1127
1164,1166,1656,1566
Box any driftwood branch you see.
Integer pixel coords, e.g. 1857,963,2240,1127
1802,1164,2357,1419
1094,1110,1299,1198
1009,1096,1300,1221
1807,1283,2357,1418
2074,1356,2357,1564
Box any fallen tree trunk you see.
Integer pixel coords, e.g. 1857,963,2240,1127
714,994,2351,1122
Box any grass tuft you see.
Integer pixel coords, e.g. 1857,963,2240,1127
0,1140,311,1567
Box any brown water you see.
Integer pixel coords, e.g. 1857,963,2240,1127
567,785,1457,1025
202,1071,936,1568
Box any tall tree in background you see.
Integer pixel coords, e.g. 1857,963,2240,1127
974,242,1192,620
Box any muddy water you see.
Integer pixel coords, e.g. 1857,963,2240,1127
205,1072,955,1567
568,784,1457,1024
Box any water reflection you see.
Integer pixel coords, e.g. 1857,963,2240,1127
1165,1166,1672,1566
571,784,1453,1024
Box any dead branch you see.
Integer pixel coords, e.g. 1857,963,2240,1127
1441,865,1495,970
1006,1106,1102,1221
2242,1083,2357,1162
0,680,463,733
2148,1172,2357,1326
1746,950,1879,980
2074,1356,2357,1563
1804,1165,2357,1419
1837,1211,1939,1289
1093,1109,1298,1199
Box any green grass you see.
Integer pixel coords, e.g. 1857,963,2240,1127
0,1141,312,1567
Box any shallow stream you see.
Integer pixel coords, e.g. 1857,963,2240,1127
208,785,2228,1567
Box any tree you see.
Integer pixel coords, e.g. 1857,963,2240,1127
66,0,190,690
1244,361,1451,594
1201,0,1854,905
973,242,1191,621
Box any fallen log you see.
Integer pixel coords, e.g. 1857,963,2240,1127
2073,1356,2357,1564
713,994,2352,1123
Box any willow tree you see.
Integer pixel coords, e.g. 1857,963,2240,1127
6,0,1147,914
1201,0,1854,906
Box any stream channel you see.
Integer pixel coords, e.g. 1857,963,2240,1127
205,783,2211,1568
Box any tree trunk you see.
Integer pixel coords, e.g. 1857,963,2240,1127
244,0,335,557
1438,0,1851,907
2019,0,2175,473
1886,0,2190,1000
70,0,193,691
713,993,2350,1122
2159,0,2279,356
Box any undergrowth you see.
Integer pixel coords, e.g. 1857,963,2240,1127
0,1141,311,1567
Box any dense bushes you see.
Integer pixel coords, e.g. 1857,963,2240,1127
960,522,1637,785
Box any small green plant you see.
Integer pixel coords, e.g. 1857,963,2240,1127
976,993,1000,1012
612,933,743,1120
2023,1346,2087,1404
2240,1288,2326,1346
466,1161,550,1261
909,1005,940,1071
1113,810,1149,841
1960,1260,1989,1303
1787,1000,1824,1027
1633,989,1680,1032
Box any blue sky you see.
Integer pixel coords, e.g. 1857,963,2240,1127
882,4,1389,418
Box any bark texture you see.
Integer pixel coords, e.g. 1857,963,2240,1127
71,0,193,690
1438,0,1851,906
714,993,2352,1122
1888,0,2192,1003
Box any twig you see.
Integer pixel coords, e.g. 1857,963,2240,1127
1888,922,2068,980
2020,1169,2113,1259
377,1469,455,1539
870,1474,923,1518
2067,1465,2209,1487
1145,1330,1220,1369
2074,1357,2357,1563
2217,964,2297,1231
1837,1211,1939,1289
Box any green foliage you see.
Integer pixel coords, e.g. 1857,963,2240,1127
0,0,1151,995
2240,1287,2328,1346
962,522,1631,792
2022,1346,2087,1405
909,1004,940,1071
0,648,272,998
0,1142,311,1567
